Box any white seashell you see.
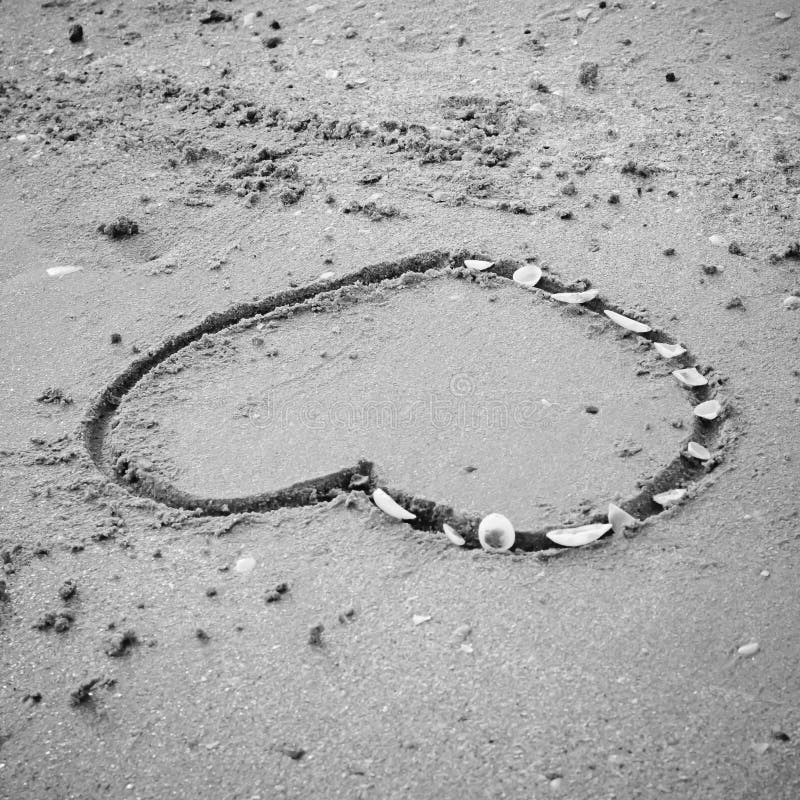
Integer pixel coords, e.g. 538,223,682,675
372,488,416,521
546,523,611,547
512,264,542,286
324,68,339,80
46,265,82,277
673,367,708,387
550,288,598,304
708,234,727,247
693,399,722,420
604,309,652,334
318,271,335,281
687,441,711,460
737,641,759,656
775,10,791,20
443,523,465,546
652,488,687,508
653,342,686,358
464,259,494,271
412,614,432,626
608,503,637,535
234,556,256,574
477,513,515,552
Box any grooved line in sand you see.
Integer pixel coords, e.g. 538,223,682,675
82,250,727,551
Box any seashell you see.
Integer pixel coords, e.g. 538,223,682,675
46,265,82,277
464,259,494,271
608,503,637,535
550,288,598,304
687,441,711,460
653,341,686,358
604,309,652,334
318,271,335,281
708,234,727,247
672,367,708,387
477,513,515,552
372,488,416,521
443,523,466,546
652,488,687,508
693,399,722,420
512,264,542,286
782,295,800,310
737,641,759,656
412,614,432,626
775,11,791,20
234,556,256,574
546,523,612,547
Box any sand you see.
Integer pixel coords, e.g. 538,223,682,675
1,1,799,797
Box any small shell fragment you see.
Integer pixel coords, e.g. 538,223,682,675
604,309,652,334
46,265,82,277
318,271,335,281
693,399,722,420
550,288,598,304
775,10,791,20
687,441,711,460
546,523,612,547
608,503,637,535
737,641,760,656
708,234,727,247
673,367,708,387
372,488,416,521
512,264,542,286
652,488,687,508
464,259,494,271
443,523,465,547
478,513,515,552
412,614,432,626
234,556,256,574
653,342,686,359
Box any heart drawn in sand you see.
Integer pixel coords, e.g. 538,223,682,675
83,251,726,551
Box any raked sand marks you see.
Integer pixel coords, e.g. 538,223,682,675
82,251,728,551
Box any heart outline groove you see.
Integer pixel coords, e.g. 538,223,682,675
82,250,729,551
